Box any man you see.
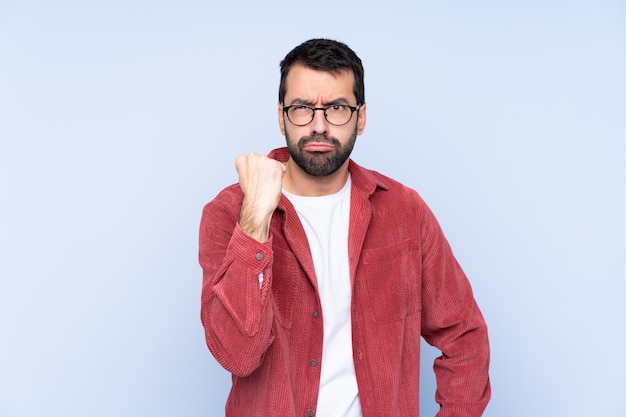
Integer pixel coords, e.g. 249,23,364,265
199,38,490,417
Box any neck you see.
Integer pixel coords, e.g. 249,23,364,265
282,158,350,196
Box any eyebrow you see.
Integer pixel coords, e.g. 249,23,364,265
287,97,352,106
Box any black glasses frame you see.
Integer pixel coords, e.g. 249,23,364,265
282,104,361,127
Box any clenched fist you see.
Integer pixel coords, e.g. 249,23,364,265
236,152,287,242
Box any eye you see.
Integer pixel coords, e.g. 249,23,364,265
327,104,347,112
291,105,311,113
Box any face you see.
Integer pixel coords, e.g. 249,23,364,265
278,64,366,177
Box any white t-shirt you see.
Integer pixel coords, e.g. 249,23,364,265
283,176,362,417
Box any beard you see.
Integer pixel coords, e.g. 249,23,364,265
285,128,357,177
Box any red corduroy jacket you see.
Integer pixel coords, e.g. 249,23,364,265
200,147,490,417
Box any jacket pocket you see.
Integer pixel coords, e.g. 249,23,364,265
360,239,421,322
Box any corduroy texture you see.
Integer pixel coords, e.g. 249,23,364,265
199,147,491,417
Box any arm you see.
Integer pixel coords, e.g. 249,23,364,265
419,203,491,416
199,152,286,377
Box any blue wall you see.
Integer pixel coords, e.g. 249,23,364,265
1,1,625,416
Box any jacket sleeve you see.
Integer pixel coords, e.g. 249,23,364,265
199,190,276,377
419,202,491,417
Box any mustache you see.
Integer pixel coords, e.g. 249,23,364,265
298,134,340,147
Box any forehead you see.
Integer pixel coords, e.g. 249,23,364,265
284,64,356,103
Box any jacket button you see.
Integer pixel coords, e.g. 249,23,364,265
307,409,315,416
309,359,317,367
255,252,264,261
312,311,319,318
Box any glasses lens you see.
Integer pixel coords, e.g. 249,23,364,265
325,105,353,126
287,106,313,126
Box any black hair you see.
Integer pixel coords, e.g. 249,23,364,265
279,38,365,105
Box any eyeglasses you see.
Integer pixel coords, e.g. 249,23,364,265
282,104,361,127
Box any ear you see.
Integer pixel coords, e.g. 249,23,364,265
356,102,367,135
278,103,286,136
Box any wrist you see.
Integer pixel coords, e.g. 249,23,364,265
239,208,272,243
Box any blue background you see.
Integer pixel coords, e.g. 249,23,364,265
1,1,625,416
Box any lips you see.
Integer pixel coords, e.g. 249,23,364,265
300,135,338,152
303,142,335,152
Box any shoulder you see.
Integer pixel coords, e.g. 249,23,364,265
349,160,426,205
201,183,243,222
211,183,243,203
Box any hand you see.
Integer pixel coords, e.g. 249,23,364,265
235,152,286,242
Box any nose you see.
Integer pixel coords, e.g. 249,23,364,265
310,108,329,135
